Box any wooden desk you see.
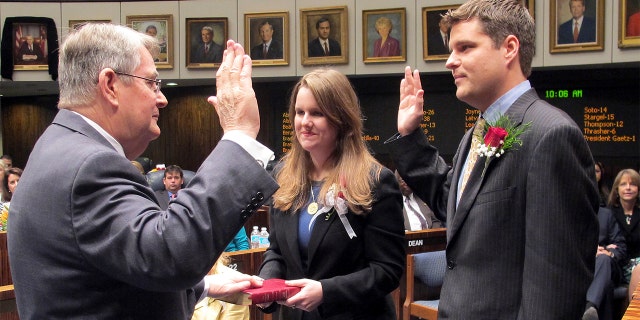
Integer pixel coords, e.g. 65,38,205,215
624,282,640,319
0,232,18,319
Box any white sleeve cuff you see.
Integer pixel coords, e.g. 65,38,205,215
222,130,275,169
199,276,210,302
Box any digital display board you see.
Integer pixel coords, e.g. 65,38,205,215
275,67,639,164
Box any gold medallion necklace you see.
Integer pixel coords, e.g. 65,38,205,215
307,186,318,215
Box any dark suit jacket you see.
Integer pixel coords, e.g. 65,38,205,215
154,189,171,210
613,206,640,259
387,88,599,319
558,16,597,44
427,31,449,56
258,167,405,320
308,38,341,57
250,40,283,60
190,41,222,63
17,42,44,62
402,194,443,230
8,109,278,319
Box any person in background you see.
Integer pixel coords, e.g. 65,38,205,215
7,23,278,319
0,162,8,204
154,165,184,210
224,229,250,252
372,17,400,57
258,68,405,320
250,20,282,60
596,161,611,207
610,169,640,284
131,160,146,175
307,17,341,57
583,205,627,320
386,0,598,318
3,167,22,204
1,155,12,170
558,0,597,44
395,170,442,230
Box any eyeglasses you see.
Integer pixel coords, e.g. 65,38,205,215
114,71,162,93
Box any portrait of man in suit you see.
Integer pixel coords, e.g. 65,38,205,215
190,26,223,64
557,0,597,44
249,20,283,60
308,17,342,57
426,11,450,56
16,35,44,64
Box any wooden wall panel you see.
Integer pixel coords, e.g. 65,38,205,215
1,96,58,169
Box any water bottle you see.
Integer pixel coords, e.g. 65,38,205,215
259,227,270,248
250,226,260,249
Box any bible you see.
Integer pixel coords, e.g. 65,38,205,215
219,278,301,305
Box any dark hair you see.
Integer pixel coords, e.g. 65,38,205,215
4,167,23,202
595,161,610,206
163,165,183,179
316,17,331,29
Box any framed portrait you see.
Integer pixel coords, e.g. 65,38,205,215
127,14,173,69
12,22,50,70
550,0,604,53
69,20,111,30
300,6,348,66
422,5,459,61
619,0,640,48
362,8,406,63
244,11,289,66
186,18,228,69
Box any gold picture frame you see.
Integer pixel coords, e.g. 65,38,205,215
619,0,640,48
244,11,289,66
127,14,173,69
12,22,50,71
422,5,459,61
300,6,348,66
186,18,228,69
362,8,406,63
550,0,604,53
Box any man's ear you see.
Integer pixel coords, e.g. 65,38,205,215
98,68,120,107
503,34,519,63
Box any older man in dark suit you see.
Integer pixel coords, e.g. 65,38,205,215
386,1,598,319
8,24,278,320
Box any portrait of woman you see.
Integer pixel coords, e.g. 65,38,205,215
373,17,401,57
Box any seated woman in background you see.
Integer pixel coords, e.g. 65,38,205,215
258,69,405,320
610,169,640,284
595,161,611,207
4,167,23,203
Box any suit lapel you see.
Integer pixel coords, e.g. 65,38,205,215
448,89,537,242
306,209,337,268
283,211,306,275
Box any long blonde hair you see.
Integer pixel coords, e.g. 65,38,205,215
272,69,381,215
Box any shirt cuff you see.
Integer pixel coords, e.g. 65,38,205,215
199,277,210,302
222,130,275,169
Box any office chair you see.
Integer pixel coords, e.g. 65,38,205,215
403,250,446,320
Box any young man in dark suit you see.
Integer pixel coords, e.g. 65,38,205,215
386,0,598,318
154,165,184,210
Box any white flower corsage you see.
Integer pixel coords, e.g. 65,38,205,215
312,183,356,239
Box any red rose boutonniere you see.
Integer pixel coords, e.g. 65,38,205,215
476,114,531,177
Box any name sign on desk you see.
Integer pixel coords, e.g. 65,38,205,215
404,228,447,255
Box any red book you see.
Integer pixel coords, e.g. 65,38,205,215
219,278,301,305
